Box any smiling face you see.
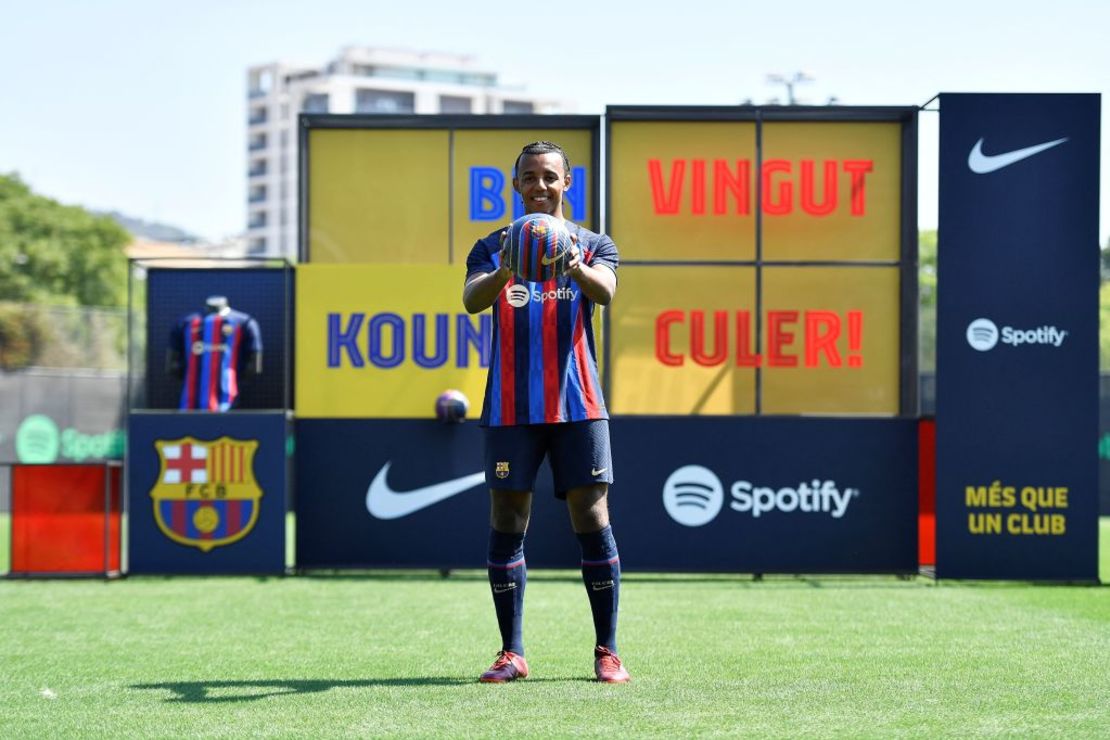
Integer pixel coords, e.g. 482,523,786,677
513,152,572,219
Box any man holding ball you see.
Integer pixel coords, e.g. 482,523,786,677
462,141,629,684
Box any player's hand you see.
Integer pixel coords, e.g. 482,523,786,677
497,229,513,276
564,234,583,277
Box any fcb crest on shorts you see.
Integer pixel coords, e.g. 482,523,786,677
150,436,262,552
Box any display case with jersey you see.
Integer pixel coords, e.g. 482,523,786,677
168,296,263,411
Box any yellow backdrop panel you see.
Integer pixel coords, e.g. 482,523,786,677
296,264,490,418
451,129,594,264
609,122,757,262
761,122,902,261
609,266,757,414
760,266,900,414
307,129,450,264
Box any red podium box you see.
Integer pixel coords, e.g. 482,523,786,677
10,463,121,576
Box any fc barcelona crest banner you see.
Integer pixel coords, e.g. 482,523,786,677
128,412,286,574
151,437,261,552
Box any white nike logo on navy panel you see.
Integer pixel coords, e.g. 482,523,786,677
365,462,485,520
967,137,1068,174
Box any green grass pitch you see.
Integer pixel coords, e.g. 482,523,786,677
0,518,1108,737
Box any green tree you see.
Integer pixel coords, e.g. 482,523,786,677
919,229,937,371
0,173,129,307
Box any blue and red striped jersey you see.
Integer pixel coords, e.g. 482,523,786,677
466,222,618,427
170,309,262,411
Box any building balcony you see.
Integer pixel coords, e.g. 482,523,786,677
248,139,268,151
248,110,268,125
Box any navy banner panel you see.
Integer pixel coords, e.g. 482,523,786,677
936,93,1100,580
127,411,287,574
294,419,579,569
294,417,917,573
607,418,918,573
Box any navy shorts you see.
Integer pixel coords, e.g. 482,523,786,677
484,419,613,498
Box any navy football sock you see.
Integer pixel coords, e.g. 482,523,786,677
577,525,620,653
487,528,527,656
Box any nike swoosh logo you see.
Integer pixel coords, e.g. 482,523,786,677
967,136,1068,174
590,582,614,591
591,467,607,477
541,250,568,266
493,584,517,594
365,462,485,520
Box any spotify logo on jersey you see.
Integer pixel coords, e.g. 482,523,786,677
966,318,999,351
662,465,724,527
505,285,530,308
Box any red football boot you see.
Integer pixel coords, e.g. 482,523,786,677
479,651,530,683
594,646,631,683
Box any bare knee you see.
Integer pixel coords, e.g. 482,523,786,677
565,484,610,533
490,490,532,533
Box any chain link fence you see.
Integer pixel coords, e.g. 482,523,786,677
0,302,127,371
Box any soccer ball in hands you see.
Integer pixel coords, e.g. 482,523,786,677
504,213,572,282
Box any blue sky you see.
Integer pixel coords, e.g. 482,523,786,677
0,0,1106,243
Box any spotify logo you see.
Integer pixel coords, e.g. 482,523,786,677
505,285,530,308
662,465,724,527
966,318,999,351
15,414,60,463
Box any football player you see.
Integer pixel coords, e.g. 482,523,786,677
463,141,629,684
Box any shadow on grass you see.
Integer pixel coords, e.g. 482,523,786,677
133,678,470,703
133,676,597,702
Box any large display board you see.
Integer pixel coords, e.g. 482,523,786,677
606,107,917,416
287,109,924,577
301,115,599,265
935,93,1099,581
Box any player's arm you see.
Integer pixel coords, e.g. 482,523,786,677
463,230,513,314
463,266,513,313
565,237,617,306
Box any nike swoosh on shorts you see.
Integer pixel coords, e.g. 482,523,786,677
366,462,485,520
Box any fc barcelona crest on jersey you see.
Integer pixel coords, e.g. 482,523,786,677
150,437,262,552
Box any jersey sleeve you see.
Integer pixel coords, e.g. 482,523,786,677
244,317,262,355
465,235,499,282
586,235,619,276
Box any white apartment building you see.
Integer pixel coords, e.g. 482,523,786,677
246,47,569,260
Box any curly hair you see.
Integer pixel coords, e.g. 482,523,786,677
514,141,570,176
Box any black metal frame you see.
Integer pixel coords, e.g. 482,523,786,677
604,105,919,417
